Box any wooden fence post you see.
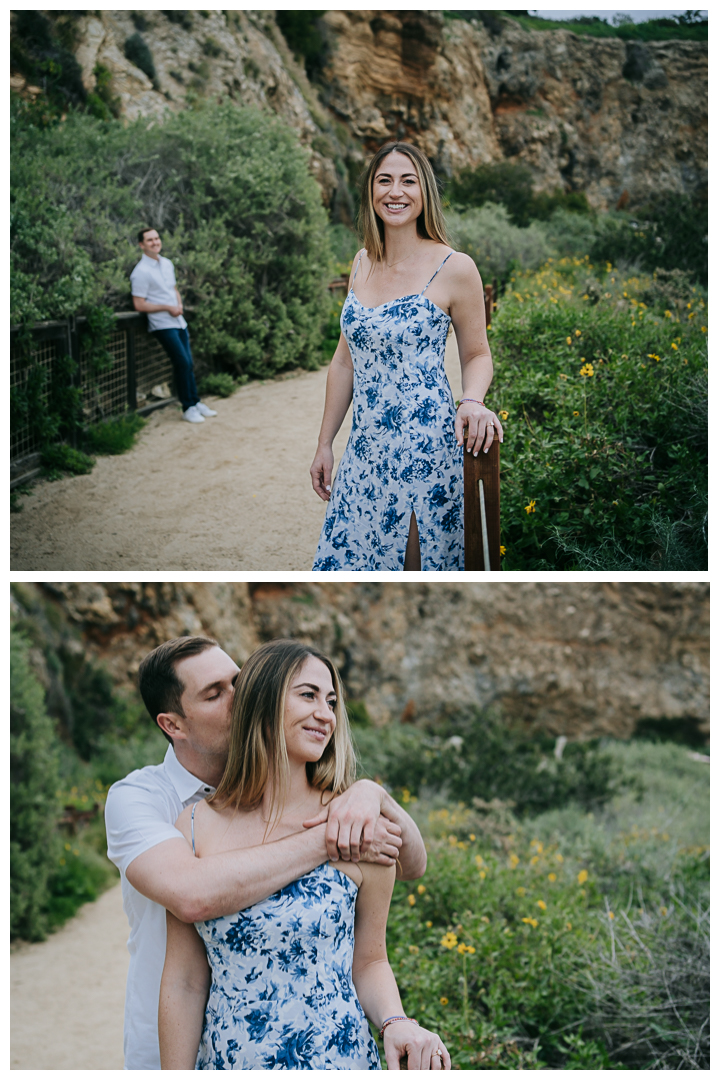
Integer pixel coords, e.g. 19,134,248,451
463,432,501,570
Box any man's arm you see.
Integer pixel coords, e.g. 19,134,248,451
305,779,427,881
126,826,329,924
132,295,183,318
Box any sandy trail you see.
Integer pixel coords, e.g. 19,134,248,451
11,881,128,1070
11,338,462,571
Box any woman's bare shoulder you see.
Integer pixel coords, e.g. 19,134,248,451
448,250,482,282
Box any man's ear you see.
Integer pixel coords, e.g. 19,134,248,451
157,712,187,742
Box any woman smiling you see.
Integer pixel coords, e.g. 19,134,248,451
158,639,450,1070
311,141,503,571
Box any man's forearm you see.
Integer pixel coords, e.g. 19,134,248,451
379,794,427,880
133,297,174,314
128,825,329,923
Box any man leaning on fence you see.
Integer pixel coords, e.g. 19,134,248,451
130,228,216,424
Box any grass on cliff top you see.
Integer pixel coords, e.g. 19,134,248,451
445,11,708,42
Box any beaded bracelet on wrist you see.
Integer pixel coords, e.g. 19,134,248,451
458,397,485,407
379,1016,419,1038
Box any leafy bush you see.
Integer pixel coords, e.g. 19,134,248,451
590,196,707,286
353,709,635,817
276,11,327,80
84,413,146,455
447,162,591,228
447,204,551,285
163,10,194,31
384,740,708,1069
11,102,333,380
10,11,87,115
41,443,95,478
488,257,707,569
10,627,63,940
198,372,246,398
124,32,157,85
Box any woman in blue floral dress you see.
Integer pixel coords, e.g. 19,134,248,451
311,141,504,571
158,639,450,1070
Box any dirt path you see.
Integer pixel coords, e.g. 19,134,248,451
11,338,462,571
11,882,128,1070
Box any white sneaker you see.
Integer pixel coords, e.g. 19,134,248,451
182,405,204,423
195,401,218,417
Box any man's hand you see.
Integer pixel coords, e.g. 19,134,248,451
303,779,400,864
168,304,183,317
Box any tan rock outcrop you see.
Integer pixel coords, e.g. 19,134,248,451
16,11,705,211
29,582,709,741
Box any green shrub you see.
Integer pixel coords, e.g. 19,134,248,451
198,372,243,398
163,10,194,31
353,709,636,817
124,32,156,84
590,196,707,286
10,11,87,116
11,102,333,379
489,257,707,569
447,204,551,285
276,11,327,80
41,443,95,478
384,740,708,1069
10,627,63,940
84,413,146,455
86,62,122,121
447,162,592,228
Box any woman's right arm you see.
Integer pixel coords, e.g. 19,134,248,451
310,251,360,501
310,334,354,501
158,911,211,1069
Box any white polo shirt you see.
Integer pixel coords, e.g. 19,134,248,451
129,252,188,332
105,746,214,1070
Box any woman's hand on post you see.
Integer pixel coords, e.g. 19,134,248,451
383,1022,451,1070
455,401,504,456
310,444,334,501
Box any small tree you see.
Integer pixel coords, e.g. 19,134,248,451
10,626,62,940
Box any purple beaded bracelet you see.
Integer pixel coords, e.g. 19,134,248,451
458,397,485,407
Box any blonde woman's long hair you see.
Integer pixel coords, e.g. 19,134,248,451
209,639,356,832
357,141,450,264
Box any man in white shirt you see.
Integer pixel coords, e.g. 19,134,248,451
105,636,426,1070
130,227,217,424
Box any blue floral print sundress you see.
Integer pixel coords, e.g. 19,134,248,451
193,856,381,1070
312,250,464,571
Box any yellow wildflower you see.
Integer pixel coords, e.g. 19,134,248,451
475,855,483,868
440,997,449,1006
530,855,539,865
566,922,572,931
499,410,509,420
409,945,419,954
555,853,564,863
516,887,526,897
671,343,678,349
660,906,668,916
408,895,416,906
608,912,614,920
573,410,579,416
458,943,475,955
537,900,547,910
577,870,588,885
548,873,557,882
509,853,519,867
426,921,433,928
575,329,582,337
701,326,707,332
525,500,537,514
500,545,506,555
417,884,426,895
469,834,476,842
479,870,486,879
566,336,572,345
522,917,538,928
441,932,458,950
580,363,594,378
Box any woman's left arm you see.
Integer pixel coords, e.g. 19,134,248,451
447,253,504,456
352,863,451,1070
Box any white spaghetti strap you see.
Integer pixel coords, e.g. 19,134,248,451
191,801,197,856
421,251,454,295
350,249,365,288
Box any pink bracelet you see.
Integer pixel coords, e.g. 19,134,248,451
379,1016,419,1038
458,397,485,407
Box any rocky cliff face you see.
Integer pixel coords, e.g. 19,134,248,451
13,11,706,212
19,582,709,741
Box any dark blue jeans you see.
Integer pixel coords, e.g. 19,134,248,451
152,327,200,412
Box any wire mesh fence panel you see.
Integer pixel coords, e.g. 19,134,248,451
79,327,129,422
134,328,175,404
10,334,62,462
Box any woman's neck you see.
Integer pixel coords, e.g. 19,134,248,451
261,760,318,829
381,225,427,269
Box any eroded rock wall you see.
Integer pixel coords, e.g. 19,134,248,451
22,582,709,740
13,11,706,211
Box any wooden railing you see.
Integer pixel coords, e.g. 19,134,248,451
463,432,501,571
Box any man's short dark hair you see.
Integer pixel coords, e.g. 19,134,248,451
138,636,218,744
138,226,157,243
